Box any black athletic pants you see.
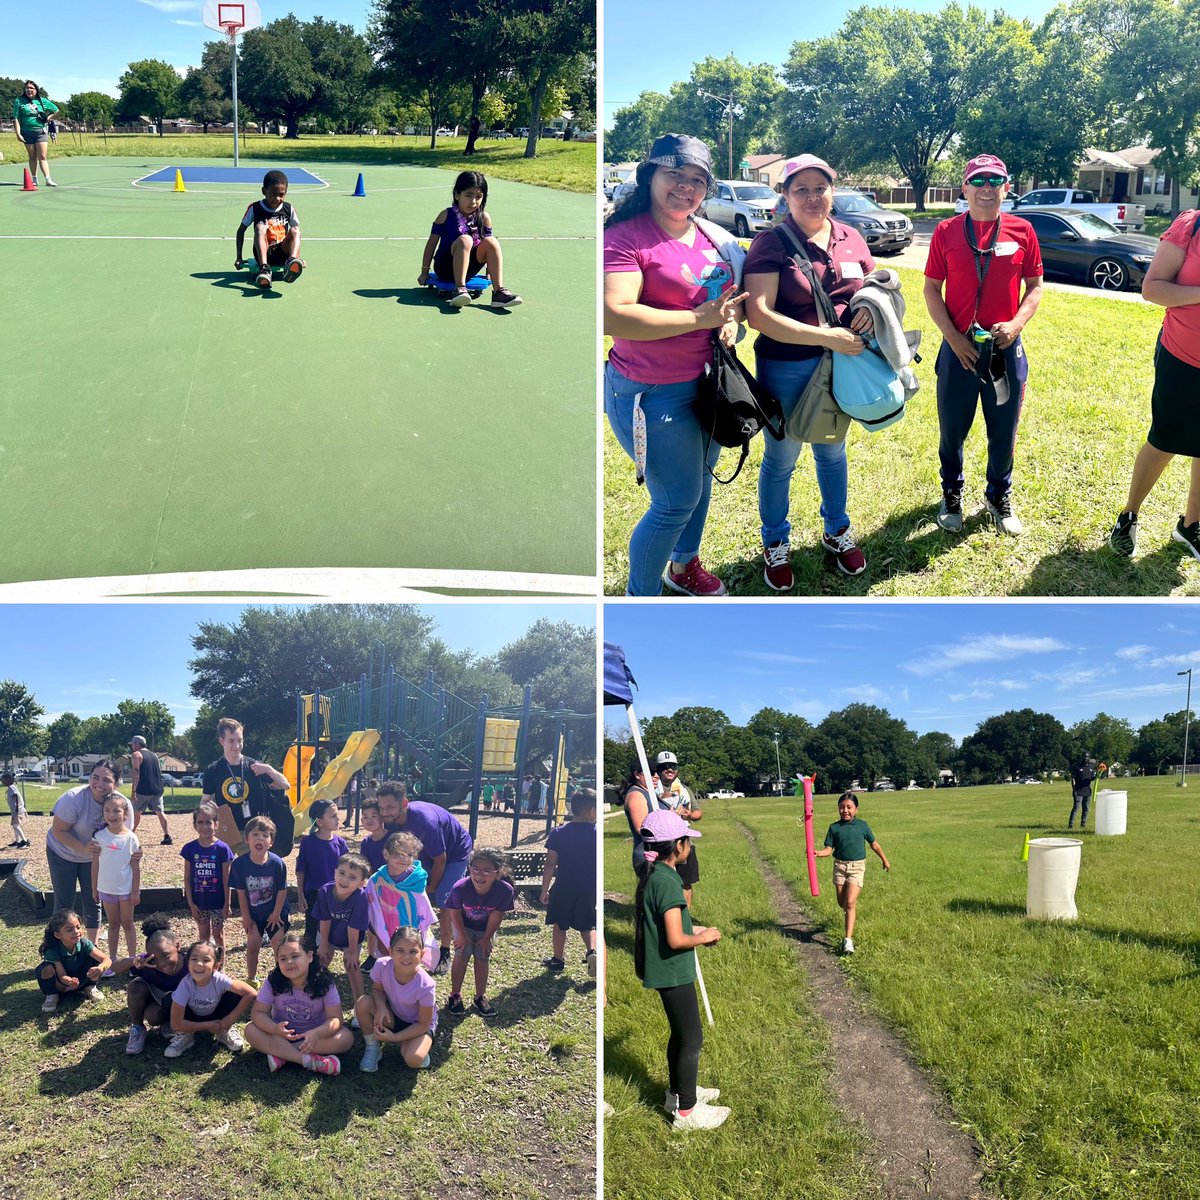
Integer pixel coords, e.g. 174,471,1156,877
659,981,703,1111
1068,785,1091,829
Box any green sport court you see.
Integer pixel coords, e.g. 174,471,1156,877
0,157,595,597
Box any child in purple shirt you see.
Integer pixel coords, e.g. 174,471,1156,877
356,925,437,1072
313,853,371,1003
443,847,514,1018
540,789,597,976
296,799,350,942
180,802,235,959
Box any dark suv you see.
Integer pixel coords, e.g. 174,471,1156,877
773,188,913,254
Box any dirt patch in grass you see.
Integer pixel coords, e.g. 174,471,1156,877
738,820,999,1200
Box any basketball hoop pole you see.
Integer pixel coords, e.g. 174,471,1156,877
228,25,242,167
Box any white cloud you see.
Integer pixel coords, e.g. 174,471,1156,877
137,0,200,12
834,684,888,704
902,635,1069,678
1150,651,1200,669
172,18,204,25
1116,644,1153,661
738,651,821,666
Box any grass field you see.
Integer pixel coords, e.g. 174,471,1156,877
2,827,596,1199
605,779,1200,1199
1,144,595,595
603,265,1200,596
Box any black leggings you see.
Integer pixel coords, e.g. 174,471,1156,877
659,982,703,1111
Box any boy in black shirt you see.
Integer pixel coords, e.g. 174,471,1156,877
234,169,305,290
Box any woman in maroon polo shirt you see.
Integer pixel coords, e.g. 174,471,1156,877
744,155,876,590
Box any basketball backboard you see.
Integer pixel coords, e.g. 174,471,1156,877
202,0,261,36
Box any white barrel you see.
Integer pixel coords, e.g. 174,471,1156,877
1094,789,1128,836
1026,837,1082,920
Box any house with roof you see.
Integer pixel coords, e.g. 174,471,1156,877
1077,146,1200,212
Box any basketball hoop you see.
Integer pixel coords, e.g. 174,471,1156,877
202,0,261,167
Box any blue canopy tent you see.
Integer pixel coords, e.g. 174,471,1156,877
603,641,656,807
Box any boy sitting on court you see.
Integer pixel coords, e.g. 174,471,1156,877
234,169,305,290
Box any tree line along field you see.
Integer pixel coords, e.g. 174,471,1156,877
604,778,1200,1200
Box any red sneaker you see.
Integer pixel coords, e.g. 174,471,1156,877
662,556,727,597
763,541,794,591
822,526,866,576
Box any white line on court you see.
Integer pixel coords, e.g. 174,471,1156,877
0,567,595,600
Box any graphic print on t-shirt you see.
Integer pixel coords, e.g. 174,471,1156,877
680,261,730,301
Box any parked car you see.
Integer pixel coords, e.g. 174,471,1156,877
16,769,44,781
701,180,780,238
435,127,455,137
873,779,896,791
160,773,180,787
706,789,745,799
774,188,913,254
611,178,638,209
1020,209,1159,291
1013,187,1146,232
180,773,204,788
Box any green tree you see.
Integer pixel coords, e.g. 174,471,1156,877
178,41,233,132
64,91,117,130
1066,712,1136,767
960,708,1066,781
117,59,181,135
45,712,83,765
606,91,668,162
491,619,593,714
106,700,176,750
1131,710,1192,774
780,4,990,211
0,682,47,768
806,704,922,792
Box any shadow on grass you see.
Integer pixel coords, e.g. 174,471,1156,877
190,271,285,298
1014,542,1189,597
603,1035,667,1115
445,969,585,1030
732,914,835,946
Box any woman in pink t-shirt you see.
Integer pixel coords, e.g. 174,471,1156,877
1109,210,1200,559
603,133,748,596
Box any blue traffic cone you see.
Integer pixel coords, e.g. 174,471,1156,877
353,172,366,197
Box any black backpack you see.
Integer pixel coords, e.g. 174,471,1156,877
694,339,786,483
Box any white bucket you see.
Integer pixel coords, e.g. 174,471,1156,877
1095,789,1128,836
1026,837,1082,920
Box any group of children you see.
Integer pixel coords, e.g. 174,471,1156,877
236,167,523,310
633,789,889,1130
35,784,597,1080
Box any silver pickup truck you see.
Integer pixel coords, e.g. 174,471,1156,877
1013,188,1146,232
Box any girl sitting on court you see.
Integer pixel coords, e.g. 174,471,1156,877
635,809,727,1130
355,925,437,1072
36,909,110,1014
111,914,189,1055
814,791,890,955
167,939,257,1058
417,170,523,309
91,793,141,967
243,932,353,1076
442,846,515,1018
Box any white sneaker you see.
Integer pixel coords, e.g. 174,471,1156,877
81,985,103,1001
41,993,60,1013
164,1032,194,1058
663,1086,721,1114
843,937,855,954
44,178,57,187
585,950,597,979
673,1103,731,1130
216,1027,244,1052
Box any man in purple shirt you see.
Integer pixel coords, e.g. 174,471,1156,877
376,781,473,975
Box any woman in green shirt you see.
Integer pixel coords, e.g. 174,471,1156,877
12,80,58,187
634,809,728,1130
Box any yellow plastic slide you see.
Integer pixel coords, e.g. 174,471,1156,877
281,743,317,802
296,729,381,810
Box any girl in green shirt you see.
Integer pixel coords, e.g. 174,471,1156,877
815,791,890,954
634,809,728,1130
12,80,58,187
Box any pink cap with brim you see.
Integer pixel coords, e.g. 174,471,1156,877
640,809,701,843
964,154,1008,182
782,154,837,184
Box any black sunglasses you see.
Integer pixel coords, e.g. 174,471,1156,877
966,175,1006,188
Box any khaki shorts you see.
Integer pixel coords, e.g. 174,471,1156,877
833,859,866,888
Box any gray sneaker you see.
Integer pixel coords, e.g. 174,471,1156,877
126,1024,148,1055
215,1026,244,1052
1172,516,1200,560
937,489,963,532
1109,510,1138,557
164,1032,194,1058
986,491,1023,535
81,985,103,1001
41,993,60,1014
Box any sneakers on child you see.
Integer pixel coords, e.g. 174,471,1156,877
763,541,794,591
986,491,1023,535
662,556,728,597
126,1024,148,1055
164,1032,194,1058
360,1039,382,1073
585,950,597,979
161,835,173,846
256,271,272,290
448,286,472,307
101,968,116,979
663,1086,721,1114
41,993,60,1014
304,1053,341,1075
473,996,497,1018
937,489,964,532
432,946,451,976
267,1053,287,1073
81,984,103,1001
842,937,855,954
1173,516,1200,560
491,286,523,308
672,1103,731,1130
418,1053,431,1069
1109,510,1138,557
216,1026,244,1052
446,993,465,1015
822,526,867,576
44,178,56,187
542,956,565,973
362,955,377,973
284,257,304,282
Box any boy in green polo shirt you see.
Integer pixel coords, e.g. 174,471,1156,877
815,791,890,955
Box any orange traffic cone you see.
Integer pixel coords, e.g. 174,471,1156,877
22,168,37,191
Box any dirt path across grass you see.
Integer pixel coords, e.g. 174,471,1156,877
738,820,1000,1200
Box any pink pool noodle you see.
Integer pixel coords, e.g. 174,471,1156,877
795,774,820,897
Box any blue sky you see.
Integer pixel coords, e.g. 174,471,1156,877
0,602,593,728
603,0,1060,129
603,603,1200,742
4,0,375,99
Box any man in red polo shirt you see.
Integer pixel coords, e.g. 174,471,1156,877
924,154,1043,535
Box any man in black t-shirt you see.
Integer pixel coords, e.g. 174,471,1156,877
201,717,293,853
1068,755,1097,830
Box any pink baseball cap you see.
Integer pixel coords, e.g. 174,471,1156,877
640,809,701,843
964,154,1009,182
782,154,837,185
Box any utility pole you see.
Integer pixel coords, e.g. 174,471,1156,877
1179,669,1193,788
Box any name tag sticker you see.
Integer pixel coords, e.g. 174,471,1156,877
703,248,721,263
840,262,864,279
994,241,1019,257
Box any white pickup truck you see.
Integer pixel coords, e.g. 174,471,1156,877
1013,188,1146,232
706,788,745,799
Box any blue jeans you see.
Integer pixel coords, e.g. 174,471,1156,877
46,847,101,930
756,356,850,544
605,362,720,596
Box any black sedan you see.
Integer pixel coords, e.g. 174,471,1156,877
1021,208,1160,291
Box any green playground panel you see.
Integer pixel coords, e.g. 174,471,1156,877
1,159,596,585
